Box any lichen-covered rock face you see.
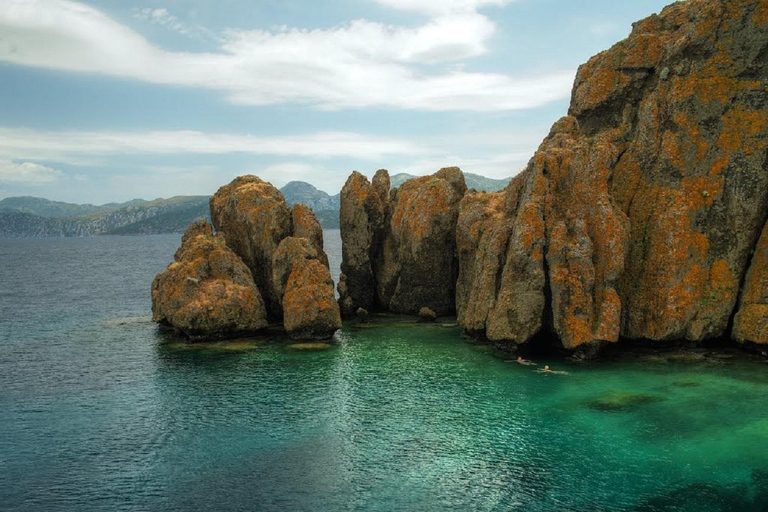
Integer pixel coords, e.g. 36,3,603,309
376,167,467,315
291,203,329,269
209,175,292,319
577,0,768,343
151,220,268,339
456,168,547,344
338,170,389,316
733,222,768,344
274,236,341,339
456,0,768,350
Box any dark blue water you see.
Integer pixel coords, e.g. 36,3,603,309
2,231,768,511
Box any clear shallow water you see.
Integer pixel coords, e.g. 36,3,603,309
2,231,768,511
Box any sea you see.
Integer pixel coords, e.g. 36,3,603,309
2,230,768,511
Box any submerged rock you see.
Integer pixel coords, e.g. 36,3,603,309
586,391,665,412
151,220,268,339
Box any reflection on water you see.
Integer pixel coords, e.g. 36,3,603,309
2,233,768,511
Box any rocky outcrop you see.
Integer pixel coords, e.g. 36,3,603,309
455,0,768,351
338,167,466,317
151,220,268,338
154,176,340,341
209,176,293,318
292,203,329,269
273,237,341,339
337,170,390,316
376,167,467,315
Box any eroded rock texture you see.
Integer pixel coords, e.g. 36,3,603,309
339,167,467,316
337,170,390,316
273,237,341,339
292,203,329,269
209,175,292,318
151,220,268,338
456,0,768,350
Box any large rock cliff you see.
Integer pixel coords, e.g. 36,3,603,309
455,0,768,350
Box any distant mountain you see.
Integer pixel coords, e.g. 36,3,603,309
389,172,511,192
280,181,340,229
0,196,144,218
0,196,210,238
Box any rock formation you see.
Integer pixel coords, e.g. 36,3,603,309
337,170,390,316
151,220,268,338
154,176,340,341
455,0,768,351
338,167,466,316
272,237,341,339
210,176,292,318
733,222,768,344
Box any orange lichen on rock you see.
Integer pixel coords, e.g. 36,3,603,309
274,236,341,340
377,167,467,315
209,175,292,318
291,203,329,269
151,219,268,339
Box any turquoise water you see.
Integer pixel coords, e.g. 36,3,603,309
2,232,768,511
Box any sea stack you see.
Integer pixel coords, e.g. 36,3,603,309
153,176,341,340
151,219,268,339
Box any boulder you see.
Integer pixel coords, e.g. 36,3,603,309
273,237,341,339
151,220,268,339
418,307,437,322
209,175,292,319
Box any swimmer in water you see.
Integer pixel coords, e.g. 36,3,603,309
536,365,569,375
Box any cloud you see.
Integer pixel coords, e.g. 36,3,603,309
0,0,574,111
0,160,63,184
133,7,218,40
0,127,428,163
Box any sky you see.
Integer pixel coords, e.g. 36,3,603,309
0,0,672,203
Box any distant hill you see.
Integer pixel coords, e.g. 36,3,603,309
280,181,340,229
389,172,510,192
0,196,210,238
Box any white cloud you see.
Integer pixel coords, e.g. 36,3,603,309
0,0,574,111
0,127,428,163
0,160,63,184
133,6,218,40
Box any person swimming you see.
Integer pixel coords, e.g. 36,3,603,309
506,356,536,365
536,365,569,375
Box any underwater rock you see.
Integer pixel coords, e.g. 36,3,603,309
586,391,665,412
151,220,268,339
